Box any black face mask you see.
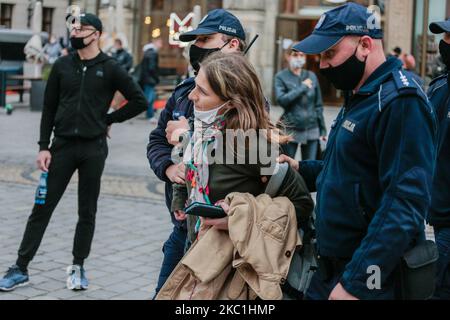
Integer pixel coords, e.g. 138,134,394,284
189,40,230,72
439,40,450,68
320,44,367,91
70,31,96,50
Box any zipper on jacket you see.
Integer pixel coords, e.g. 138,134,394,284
75,65,87,135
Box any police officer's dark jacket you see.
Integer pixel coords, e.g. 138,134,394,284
427,73,450,228
39,51,147,151
147,77,195,227
300,58,437,299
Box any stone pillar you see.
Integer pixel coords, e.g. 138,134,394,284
384,0,414,55
223,0,278,98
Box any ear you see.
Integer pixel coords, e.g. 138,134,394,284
359,36,373,56
228,38,240,50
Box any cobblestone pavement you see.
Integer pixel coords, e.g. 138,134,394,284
0,104,171,300
0,102,433,300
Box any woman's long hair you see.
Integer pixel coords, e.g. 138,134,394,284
200,52,289,144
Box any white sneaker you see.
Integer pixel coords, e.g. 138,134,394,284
66,265,84,290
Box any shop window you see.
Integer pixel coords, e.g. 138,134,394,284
42,7,54,35
0,3,14,29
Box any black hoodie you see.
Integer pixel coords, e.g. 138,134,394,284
38,51,147,151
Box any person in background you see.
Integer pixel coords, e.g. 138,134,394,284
275,46,327,160
112,38,133,72
388,46,402,59
43,34,63,64
401,53,424,87
140,38,162,123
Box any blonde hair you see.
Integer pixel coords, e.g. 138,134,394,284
200,52,289,144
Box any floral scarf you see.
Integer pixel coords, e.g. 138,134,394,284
184,115,226,207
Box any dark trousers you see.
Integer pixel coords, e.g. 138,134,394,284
434,227,450,299
285,140,318,160
16,136,108,270
305,272,341,300
154,225,187,295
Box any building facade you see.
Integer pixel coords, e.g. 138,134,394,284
0,0,70,39
2,0,448,104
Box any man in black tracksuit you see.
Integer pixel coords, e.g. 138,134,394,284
0,13,147,292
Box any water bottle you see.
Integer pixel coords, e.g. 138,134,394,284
35,172,48,205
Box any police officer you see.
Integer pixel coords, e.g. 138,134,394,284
146,9,247,296
0,13,147,292
427,19,450,300
280,3,437,299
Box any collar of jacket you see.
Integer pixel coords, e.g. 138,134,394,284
356,57,403,95
71,50,111,68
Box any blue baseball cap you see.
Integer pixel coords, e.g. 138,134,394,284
430,19,450,34
179,9,246,42
293,2,383,54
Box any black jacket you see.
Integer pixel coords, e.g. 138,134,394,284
139,48,159,87
275,69,327,136
39,51,147,151
112,48,133,72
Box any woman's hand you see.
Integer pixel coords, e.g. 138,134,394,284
202,216,229,230
174,210,187,221
201,201,230,231
277,154,299,171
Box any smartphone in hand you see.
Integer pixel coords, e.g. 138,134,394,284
185,202,227,219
